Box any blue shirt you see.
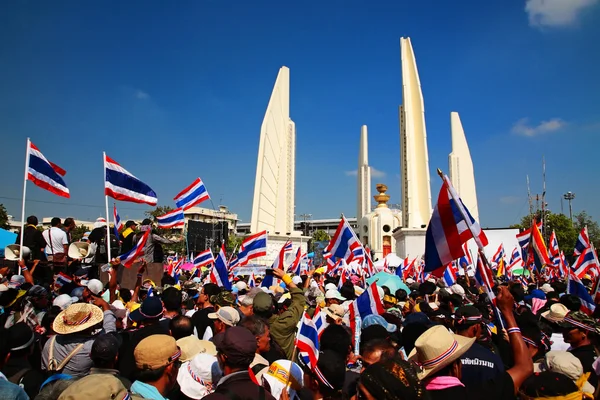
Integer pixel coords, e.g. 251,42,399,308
131,380,168,400
0,372,29,400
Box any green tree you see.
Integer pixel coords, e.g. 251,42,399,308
0,204,10,230
309,229,330,252
227,235,243,254
70,224,90,242
574,211,600,249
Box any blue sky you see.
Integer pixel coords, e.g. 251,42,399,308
1,0,599,228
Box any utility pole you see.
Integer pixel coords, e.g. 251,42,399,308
299,213,312,236
563,192,575,224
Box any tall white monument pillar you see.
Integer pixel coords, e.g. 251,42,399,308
394,37,432,258
449,112,479,222
357,125,371,224
251,66,296,236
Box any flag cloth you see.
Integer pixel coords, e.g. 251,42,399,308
296,312,320,369
574,227,591,256
424,175,488,273
262,241,293,288
516,221,543,256
55,272,72,289
288,247,302,275
120,230,150,268
211,244,232,290
248,272,256,288
349,282,384,321
113,204,123,239
508,247,523,272
568,274,596,315
104,154,157,205
548,230,560,259
156,208,185,229
174,177,210,210
571,247,598,279
193,249,215,268
529,220,552,269
27,140,70,198
236,231,268,266
443,263,457,287
324,216,362,261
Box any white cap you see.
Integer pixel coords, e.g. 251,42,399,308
451,284,465,297
292,276,303,285
110,299,127,319
325,289,345,301
325,283,337,292
53,294,78,310
406,278,415,284
541,283,554,293
84,279,104,295
234,281,248,291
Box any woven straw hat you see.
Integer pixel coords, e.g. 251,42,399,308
541,303,569,323
408,325,475,380
53,303,104,335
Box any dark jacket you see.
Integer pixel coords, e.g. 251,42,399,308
203,371,275,400
15,225,47,261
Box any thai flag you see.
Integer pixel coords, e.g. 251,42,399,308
518,275,528,289
248,272,256,288
55,272,72,289
193,249,214,268
104,154,157,206
574,227,591,256
492,243,505,266
568,274,596,315
288,247,302,275
508,247,523,272
364,251,375,278
173,178,210,210
461,242,473,267
548,230,560,258
26,140,70,198
424,175,488,273
443,263,457,286
324,216,362,261
236,231,268,266
156,208,185,229
516,221,543,255
338,269,350,289
296,312,320,369
475,255,495,290
120,230,150,268
113,204,123,238
262,241,291,287
348,282,383,329
312,305,328,337
571,247,598,279
559,251,569,277
210,244,232,290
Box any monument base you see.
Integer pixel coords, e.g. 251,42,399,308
392,228,426,259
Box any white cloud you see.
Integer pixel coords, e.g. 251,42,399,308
345,167,386,178
135,89,150,100
511,117,566,137
525,0,598,29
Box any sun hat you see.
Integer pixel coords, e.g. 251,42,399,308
177,353,219,399
53,294,78,310
263,360,304,399
541,283,555,294
129,296,163,323
325,289,345,302
408,325,476,380
57,374,129,400
208,306,240,327
534,351,595,395
363,314,397,333
176,336,217,362
53,303,104,335
541,303,569,323
84,279,104,296
135,334,181,371
213,326,256,366
323,304,346,322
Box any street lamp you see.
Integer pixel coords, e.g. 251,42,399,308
563,191,575,224
300,213,312,236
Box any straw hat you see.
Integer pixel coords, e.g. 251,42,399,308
541,303,569,323
176,336,217,362
53,303,104,335
408,325,475,380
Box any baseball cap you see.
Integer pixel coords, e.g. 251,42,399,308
135,334,181,371
208,306,240,327
325,283,337,292
84,279,104,296
325,289,345,301
129,296,164,323
234,281,248,291
292,276,303,285
91,333,121,364
53,294,79,310
253,291,273,312
213,326,257,366
454,305,483,328
363,314,397,333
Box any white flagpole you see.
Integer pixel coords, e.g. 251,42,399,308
103,152,112,262
18,138,31,273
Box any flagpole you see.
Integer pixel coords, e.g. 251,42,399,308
103,152,112,263
18,138,31,273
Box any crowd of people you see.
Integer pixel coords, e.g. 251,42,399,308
1,215,599,400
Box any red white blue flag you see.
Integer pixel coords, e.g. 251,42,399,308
120,230,150,268
424,175,488,273
574,227,591,257
210,243,232,290
156,208,185,229
173,178,210,210
27,140,70,198
296,312,320,369
236,231,267,266
324,216,362,262
104,154,157,206
193,249,214,268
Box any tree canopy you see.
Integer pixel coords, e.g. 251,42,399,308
0,204,9,230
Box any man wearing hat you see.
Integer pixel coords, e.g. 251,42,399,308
454,305,504,386
119,220,138,255
541,303,570,351
208,306,240,335
131,334,182,399
203,326,276,400
89,333,131,389
57,374,133,400
253,268,306,360
561,311,600,389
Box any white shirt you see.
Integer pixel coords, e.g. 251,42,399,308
550,333,570,351
42,227,68,255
